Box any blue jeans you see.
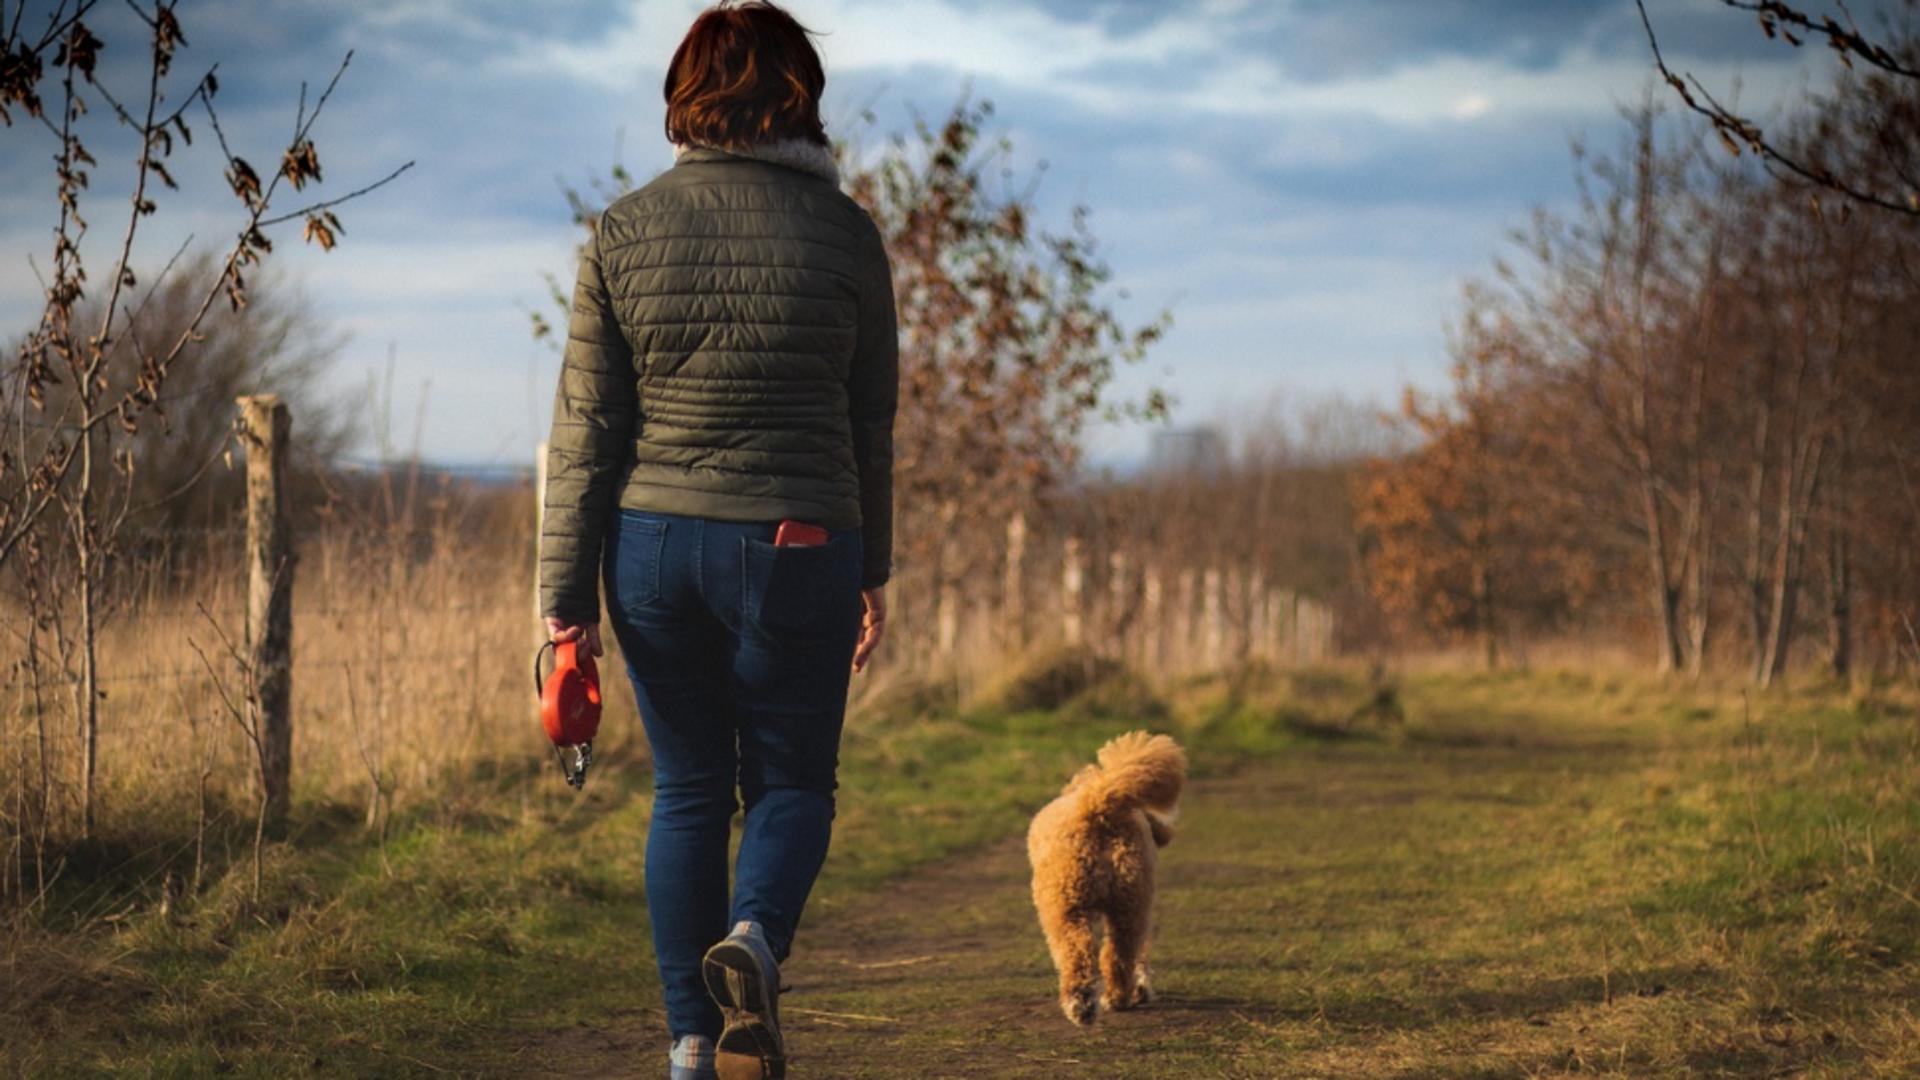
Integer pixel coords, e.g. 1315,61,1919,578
602,507,865,1041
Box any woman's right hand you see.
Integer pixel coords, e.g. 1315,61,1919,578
545,617,604,658
852,586,886,674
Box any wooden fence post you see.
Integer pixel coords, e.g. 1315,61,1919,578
1176,568,1196,672
1141,564,1163,672
1004,509,1027,649
239,395,293,828
937,579,960,658
1202,566,1223,670
1062,535,1084,647
1288,591,1305,664
936,498,961,660
1224,565,1245,662
1247,570,1266,659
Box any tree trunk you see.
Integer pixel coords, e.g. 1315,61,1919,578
1759,429,1824,688
1826,431,1852,680
77,422,99,840
1827,512,1852,680
1639,477,1684,675
1685,510,1713,679
1470,544,1497,671
1745,385,1775,684
1633,390,1684,674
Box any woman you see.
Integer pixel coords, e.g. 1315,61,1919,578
537,4,897,1077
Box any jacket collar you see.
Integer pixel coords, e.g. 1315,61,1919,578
671,138,841,186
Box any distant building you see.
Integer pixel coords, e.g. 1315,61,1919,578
1146,425,1228,476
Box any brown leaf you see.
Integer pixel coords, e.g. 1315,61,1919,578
302,214,336,251
227,157,262,205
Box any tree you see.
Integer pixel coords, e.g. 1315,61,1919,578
841,98,1170,586
12,255,359,541
1355,291,1590,667
1498,102,1731,675
1375,85,1920,680
1,0,408,839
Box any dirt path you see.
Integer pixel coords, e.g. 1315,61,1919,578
520,718,1883,1079
774,772,1283,1080
525,759,1406,1079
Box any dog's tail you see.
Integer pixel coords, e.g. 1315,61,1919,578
1076,731,1186,843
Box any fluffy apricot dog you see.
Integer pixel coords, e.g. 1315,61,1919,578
1026,731,1187,1025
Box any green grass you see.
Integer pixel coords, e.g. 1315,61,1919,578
770,669,1920,1078
6,661,1920,1077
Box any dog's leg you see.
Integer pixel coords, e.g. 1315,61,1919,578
1133,920,1155,1005
1041,906,1100,1026
1121,903,1152,1006
1100,903,1150,1013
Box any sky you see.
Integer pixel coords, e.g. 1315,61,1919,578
0,0,1874,472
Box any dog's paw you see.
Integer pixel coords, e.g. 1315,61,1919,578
1061,987,1098,1026
1102,969,1153,1012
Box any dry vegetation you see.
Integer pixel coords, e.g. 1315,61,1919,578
3,2,1920,1075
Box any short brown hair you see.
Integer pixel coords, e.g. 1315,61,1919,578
664,2,828,150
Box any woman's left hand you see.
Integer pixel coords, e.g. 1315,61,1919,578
545,618,604,657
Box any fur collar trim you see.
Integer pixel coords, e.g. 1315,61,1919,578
672,137,840,185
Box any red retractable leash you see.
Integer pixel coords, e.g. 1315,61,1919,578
534,638,602,789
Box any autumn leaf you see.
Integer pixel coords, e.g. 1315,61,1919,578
227,157,262,205
302,213,336,250
54,23,103,82
281,139,322,190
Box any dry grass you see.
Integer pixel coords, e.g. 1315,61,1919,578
1,512,647,915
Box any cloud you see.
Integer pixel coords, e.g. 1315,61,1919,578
1450,93,1495,121
0,0,1886,467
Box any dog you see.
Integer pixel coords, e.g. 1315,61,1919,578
1026,730,1187,1025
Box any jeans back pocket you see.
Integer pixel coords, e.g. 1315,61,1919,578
741,530,862,636
606,510,668,612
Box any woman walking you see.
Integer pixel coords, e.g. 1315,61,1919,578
537,4,897,1077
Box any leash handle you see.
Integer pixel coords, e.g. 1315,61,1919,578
533,639,556,696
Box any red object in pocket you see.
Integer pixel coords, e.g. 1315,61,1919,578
774,519,829,547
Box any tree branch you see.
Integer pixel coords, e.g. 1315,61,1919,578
1636,0,1920,217
256,161,415,228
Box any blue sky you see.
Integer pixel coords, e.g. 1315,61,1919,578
0,0,1866,469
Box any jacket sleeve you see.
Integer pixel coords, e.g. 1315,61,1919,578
539,226,636,624
848,219,899,590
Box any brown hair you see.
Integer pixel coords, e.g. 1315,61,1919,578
664,1,828,150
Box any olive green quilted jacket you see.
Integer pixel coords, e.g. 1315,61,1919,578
538,141,899,624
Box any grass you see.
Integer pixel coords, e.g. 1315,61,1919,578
5,661,1920,1077
763,668,1920,1078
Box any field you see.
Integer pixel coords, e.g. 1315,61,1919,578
5,661,1920,1078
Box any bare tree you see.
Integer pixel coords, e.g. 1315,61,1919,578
1,0,409,838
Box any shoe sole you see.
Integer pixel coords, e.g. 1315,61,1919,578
705,941,785,1080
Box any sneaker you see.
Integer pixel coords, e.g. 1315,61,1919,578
669,1034,718,1080
703,920,785,1080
